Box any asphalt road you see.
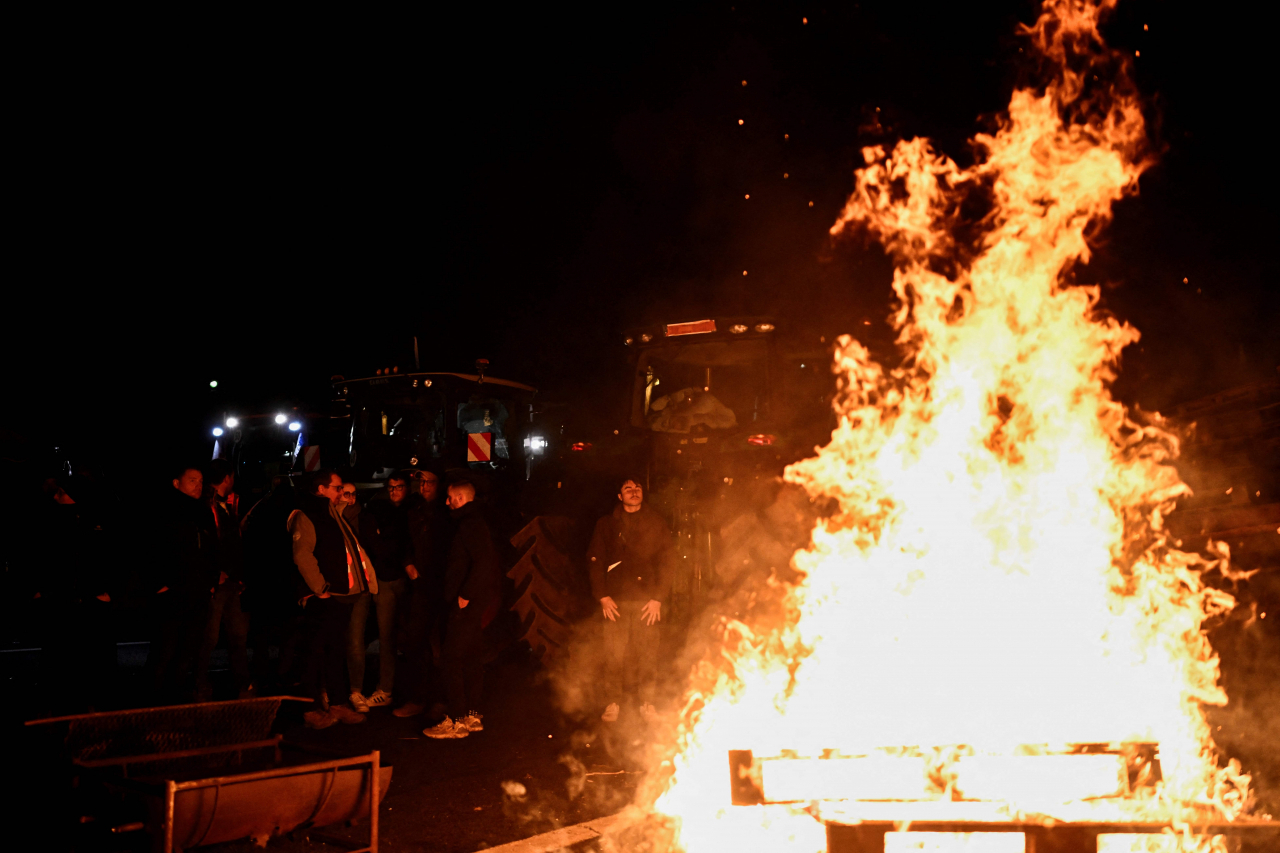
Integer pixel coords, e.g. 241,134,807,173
9,644,648,853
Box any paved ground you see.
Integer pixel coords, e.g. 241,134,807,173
8,643,650,853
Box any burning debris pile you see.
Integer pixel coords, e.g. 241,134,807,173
640,2,1266,851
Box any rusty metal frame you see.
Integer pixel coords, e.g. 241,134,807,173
25,696,313,727
156,749,382,853
73,735,283,777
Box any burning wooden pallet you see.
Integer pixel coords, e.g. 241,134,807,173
728,746,1278,852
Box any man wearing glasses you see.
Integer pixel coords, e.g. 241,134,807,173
394,469,450,718
348,475,417,711
339,483,361,526
289,469,378,729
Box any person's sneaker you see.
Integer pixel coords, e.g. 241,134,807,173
459,711,484,732
367,689,392,708
423,717,470,739
639,703,659,723
329,705,366,724
392,701,426,718
349,692,370,713
304,709,337,730
601,702,620,723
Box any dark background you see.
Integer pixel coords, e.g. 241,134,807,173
5,0,1277,478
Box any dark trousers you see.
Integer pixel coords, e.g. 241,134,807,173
442,605,485,719
400,579,443,705
301,596,355,706
196,582,251,695
41,596,116,713
602,601,661,704
248,602,304,691
146,591,210,702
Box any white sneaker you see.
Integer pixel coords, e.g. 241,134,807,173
459,711,484,732
640,703,658,723
349,691,370,713
423,716,470,739
366,689,392,707
601,702,620,723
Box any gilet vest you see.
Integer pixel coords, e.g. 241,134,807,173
297,496,354,594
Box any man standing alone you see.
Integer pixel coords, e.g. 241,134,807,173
587,477,673,723
423,480,500,739
289,470,378,729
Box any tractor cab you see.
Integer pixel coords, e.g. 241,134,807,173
330,362,538,489
618,317,831,616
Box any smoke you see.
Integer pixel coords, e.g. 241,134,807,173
518,477,821,853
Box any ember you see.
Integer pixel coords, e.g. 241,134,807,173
652,1,1267,851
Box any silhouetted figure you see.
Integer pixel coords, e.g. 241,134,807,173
241,476,300,692
33,476,116,713
145,465,219,703
423,480,500,740
394,469,450,718
195,458,251,700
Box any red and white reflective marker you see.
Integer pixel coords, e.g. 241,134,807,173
467,433,492,463
665,319,716,337
302,445,321,471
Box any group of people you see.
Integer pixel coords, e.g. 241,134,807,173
32,460,677,737
138,460,506,738
286,467,501,737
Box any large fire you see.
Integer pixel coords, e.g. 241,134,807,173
650,2,1251,851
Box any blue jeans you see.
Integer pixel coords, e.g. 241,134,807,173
347,578,406,695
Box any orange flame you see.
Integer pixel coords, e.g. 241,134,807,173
652,2,1249,851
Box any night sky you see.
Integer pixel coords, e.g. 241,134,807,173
7,1,1277,475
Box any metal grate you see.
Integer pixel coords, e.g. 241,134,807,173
27,696,307,762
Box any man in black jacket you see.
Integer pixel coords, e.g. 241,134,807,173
423,480,501,739
393,469,450,718
146,465,220,702
349,474,416,711
33,476,115,713
586,477,674,723
289,469,378,729
195,458,251,700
